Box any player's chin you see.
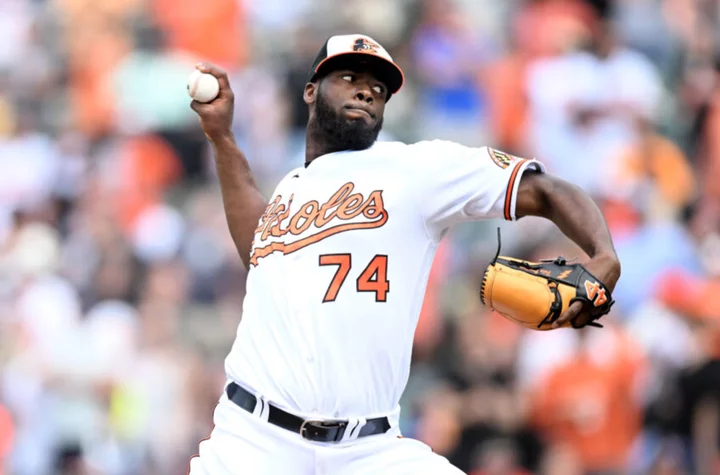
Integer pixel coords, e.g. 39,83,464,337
341,117,375,134
350,117,382,135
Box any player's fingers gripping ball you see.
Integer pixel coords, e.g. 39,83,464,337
480,230,615,330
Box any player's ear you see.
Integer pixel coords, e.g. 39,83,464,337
304,82,317,105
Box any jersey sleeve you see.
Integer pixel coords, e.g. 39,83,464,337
419,141,545,238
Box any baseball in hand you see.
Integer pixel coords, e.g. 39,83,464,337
187,69,220,103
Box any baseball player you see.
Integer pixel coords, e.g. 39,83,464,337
188,34,621,474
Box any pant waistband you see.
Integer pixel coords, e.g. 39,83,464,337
225,381,391,443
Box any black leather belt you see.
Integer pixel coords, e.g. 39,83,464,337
226,381,391,443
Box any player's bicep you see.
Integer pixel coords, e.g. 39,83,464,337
514,169,550,219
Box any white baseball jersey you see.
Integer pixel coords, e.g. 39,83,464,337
224,140,544,421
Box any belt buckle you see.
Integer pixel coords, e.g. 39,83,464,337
299,419,346,442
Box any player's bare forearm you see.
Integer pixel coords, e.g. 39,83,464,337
516,171,617,260
515,171,621,326
212,133,268,268
190,63,268,269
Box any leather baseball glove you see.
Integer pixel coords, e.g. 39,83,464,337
480,230,615,331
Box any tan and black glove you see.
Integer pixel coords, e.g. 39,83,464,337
480,232,615,331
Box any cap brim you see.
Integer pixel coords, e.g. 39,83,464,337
310,52,404,96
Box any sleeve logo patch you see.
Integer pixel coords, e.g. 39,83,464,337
489,148,520,169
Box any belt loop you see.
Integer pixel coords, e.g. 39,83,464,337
340,416,366,442
252,393,270,422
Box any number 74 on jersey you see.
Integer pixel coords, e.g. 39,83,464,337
319,254,389,303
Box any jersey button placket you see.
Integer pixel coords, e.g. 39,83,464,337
301,309,315,364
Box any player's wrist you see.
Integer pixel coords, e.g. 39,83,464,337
589,250,620,267
209,130,237,148
586,253,621,288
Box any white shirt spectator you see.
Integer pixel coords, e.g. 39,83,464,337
526,47,664,197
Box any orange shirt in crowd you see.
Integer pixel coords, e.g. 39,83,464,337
152,0,248,68
54,0,144,138
530,328,645,471
481,53,529,153
614,132,697,209
116,135,182,231
513,0,598,59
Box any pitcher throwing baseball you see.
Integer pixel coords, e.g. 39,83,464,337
188,34,621,474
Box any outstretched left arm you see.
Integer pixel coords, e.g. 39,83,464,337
515,170,622,327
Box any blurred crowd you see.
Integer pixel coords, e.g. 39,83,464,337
1,0,720,474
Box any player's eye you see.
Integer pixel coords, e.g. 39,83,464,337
342,74,354,82
372,85,384,95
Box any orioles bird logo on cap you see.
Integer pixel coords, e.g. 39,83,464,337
353,38,380,54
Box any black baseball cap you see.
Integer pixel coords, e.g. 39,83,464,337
308,34,405,99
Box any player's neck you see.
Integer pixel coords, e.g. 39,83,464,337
304,131,347,167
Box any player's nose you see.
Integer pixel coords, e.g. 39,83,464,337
354,85,373,104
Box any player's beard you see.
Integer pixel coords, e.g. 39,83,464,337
309,87,383,152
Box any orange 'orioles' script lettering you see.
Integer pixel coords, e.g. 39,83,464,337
249,182,388,266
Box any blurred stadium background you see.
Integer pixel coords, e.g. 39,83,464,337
0,0,719,473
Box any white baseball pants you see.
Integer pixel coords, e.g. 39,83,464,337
187,390,465,475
